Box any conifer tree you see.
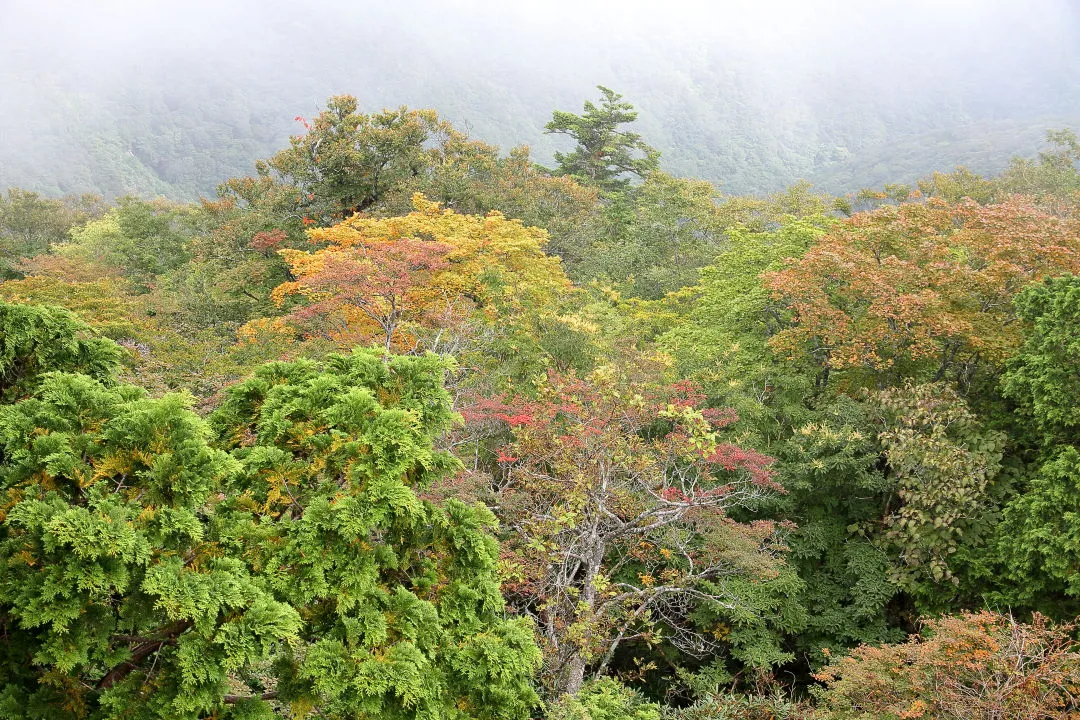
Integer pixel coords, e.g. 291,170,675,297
545,86,660,193
0,300,121,402
0,300,541,719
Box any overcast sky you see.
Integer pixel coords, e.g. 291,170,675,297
2,0,1078,195
5,0,1076,85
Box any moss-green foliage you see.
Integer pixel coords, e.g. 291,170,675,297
209,349,542,719
0,189,101,278
545,86,660,195
984,447,1080,612
60,198,194,289
769,396,902,656
0,301,121,402
873,382,1006,596
1000,275,1080,441
580,174,727,299
967,275,1080,615
0,373,289,720
0,306,540,719
657,216,831,412
548,678,661,720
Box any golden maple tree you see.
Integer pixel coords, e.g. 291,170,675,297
265,194,570,353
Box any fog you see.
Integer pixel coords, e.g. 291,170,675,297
2,0,1078,197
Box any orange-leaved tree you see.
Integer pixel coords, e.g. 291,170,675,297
267,193,570,353
763,197,1080,388
813,611,1080,719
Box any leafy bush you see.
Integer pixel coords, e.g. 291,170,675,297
548,677,661,720
812,612,1080,720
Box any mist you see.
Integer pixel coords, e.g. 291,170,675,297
2,0,1078,197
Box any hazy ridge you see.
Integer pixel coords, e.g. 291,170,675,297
2,0,1079,198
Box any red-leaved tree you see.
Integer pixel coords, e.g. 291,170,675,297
464,371,790,697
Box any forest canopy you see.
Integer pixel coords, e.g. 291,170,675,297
2,74,1080,719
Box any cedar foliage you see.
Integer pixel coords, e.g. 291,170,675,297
0,301,121,402
0,305,541,719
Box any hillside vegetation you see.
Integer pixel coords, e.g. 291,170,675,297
2,85,1080,719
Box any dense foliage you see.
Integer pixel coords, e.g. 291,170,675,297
0,308,540,719
3,88,1080,718
813,612,1080,719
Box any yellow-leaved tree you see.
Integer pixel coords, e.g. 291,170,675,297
258,194,571,355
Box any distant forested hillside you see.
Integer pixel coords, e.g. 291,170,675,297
2,0,1079,199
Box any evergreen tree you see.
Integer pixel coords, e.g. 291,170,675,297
0,302,541,720
977,275,1080,614
0,301,121,403
545,86,660,193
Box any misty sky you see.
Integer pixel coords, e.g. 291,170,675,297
7,1,1074,72
2,0,1079,196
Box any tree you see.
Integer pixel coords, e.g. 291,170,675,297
812,612,1080,720
0,277,144,343
545,86,660,193
259,95,494,224
468,370,800,698
0,279,293,406
764,397,903,658
1000,274,1080,441
871,382,1005,593
916,167,997,205
547,677,660,720
56,198,194,290
279,231,454,354
0,189,103,278
998,128,1080,209
975,275,1080,614
983,447,1080,614
0,307,542,719
579,173,730,299
270,194,570,355
208,351,542,719
139,195,303,334
764,197,1080,389
379,145,603,273
0,300,121,403
0,373,291,720
654,215,832,406
221,97,603,272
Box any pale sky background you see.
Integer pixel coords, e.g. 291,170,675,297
2,0,1078,195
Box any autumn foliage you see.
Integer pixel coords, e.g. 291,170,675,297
764,197,1080,385
9,87,1080,719
813,612,1080,719
466,369,790,696
269,193,570,352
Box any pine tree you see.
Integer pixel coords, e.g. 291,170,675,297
545,86,660,193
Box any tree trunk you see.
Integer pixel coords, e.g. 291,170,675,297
564,652,588,696
562,532,603,697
